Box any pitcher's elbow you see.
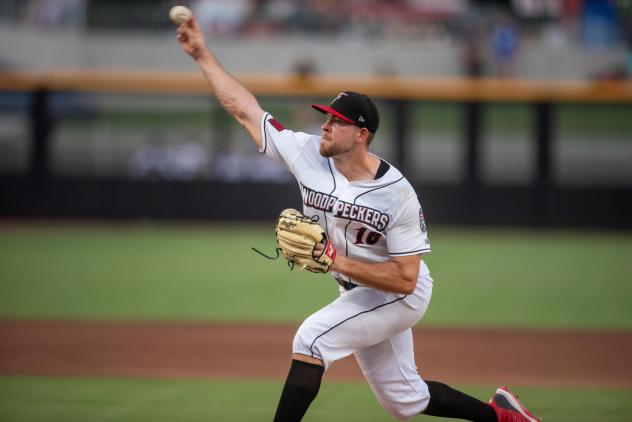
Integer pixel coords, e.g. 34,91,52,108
400,278,417,295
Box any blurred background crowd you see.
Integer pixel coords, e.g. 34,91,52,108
0,0,630,79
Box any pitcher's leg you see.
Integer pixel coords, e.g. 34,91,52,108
273,356,324,422
293,288,417,369
276,286,428,421
424,381,497,422
355,329,430,420
355,331,498,422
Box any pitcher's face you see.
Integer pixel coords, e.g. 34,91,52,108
319,114,360,157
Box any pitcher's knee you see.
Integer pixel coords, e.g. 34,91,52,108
378,384,430,421
292,328,319,361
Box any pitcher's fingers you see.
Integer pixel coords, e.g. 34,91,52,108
175,24,186,37
187,15,199,31
313,242,325,255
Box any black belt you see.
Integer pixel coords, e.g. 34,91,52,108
334,275,358,291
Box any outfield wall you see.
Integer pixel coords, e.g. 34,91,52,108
1,72,631,228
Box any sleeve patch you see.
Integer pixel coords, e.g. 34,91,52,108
419,207,427,233
268,117,285,132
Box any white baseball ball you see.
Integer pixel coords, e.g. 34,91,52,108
169,5,192,25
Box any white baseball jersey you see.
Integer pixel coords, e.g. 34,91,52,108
260,112,435,419
260,112,431,289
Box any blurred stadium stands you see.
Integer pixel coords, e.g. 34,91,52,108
0,0,630,227
0,0,629,77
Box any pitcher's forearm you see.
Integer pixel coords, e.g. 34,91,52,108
333,255,420,294
176,16,262,148
195,52,264,147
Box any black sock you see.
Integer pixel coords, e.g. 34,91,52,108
273,359,324,422
423,381,497,422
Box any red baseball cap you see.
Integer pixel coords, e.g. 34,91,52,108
312,91,380,134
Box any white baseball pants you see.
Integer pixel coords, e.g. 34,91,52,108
292,264,433,420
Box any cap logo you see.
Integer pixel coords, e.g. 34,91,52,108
358,115,365,123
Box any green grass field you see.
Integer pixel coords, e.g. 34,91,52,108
0,376,630,422
1,223,631,421
1,224,631,328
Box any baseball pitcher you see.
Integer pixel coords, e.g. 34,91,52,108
174,12,540,422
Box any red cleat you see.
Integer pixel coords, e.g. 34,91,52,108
489,387,541,422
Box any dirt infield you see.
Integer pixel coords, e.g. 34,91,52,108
1,320,631,388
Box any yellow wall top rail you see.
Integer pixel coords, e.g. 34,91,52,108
1,70,631,103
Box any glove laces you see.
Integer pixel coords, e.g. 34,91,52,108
251,246,296,270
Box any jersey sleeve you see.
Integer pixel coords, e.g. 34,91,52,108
386,195,431,257
259,112,314,174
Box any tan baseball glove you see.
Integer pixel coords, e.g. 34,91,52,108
275,208,336,273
